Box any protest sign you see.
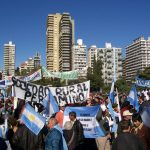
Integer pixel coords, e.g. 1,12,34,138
50,81,90,104
135,77,150,87
63,106,105,138
12,76,90,104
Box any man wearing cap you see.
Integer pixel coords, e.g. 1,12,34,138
55,101,66,128
117,110,133,135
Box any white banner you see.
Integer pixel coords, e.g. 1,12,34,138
12,77,90,104
50,81,90,104
19,69,42,82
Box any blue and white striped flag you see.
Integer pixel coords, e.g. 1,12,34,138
21,103,46,135
107,97,117,132
41,91,59,117
128,85,139,112
109,81,115,104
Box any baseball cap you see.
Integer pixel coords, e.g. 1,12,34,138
123,110,133,116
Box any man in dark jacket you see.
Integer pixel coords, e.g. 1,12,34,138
112,120,145,150
69,111,84,150
12,123,43,150
132,113,150,150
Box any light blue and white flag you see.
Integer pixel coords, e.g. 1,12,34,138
21,103,46,135
109,81,115,104
128,85,139,112
41,91,59,117
63,106,105,138
107,98,117,132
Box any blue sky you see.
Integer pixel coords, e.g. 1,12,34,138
0,0,150,70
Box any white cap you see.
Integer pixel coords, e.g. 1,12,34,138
59,101,66,107
123,110,133,116
101,104,107,111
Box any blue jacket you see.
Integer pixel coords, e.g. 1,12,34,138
45,128,63,150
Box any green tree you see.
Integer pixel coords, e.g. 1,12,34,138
138,66,150,79
115,77,130,94
87,56,104,91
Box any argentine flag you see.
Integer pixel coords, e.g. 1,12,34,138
109,81,115,104
128,85,139,112
21,103,46,135
41,91,59,117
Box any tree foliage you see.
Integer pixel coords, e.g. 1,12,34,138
138,66,150,80
115,77,130,94
87,56,104,91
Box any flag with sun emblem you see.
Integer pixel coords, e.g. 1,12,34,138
21,103,46,135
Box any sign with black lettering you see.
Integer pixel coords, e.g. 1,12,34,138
12,77,90,104
50,81,90,104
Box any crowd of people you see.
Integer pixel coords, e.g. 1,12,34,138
0,89,150,150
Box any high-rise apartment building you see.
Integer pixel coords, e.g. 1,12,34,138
34,52,41,69
72,39,87,77
122,59,126,79
4,41,15,76
46,13,61,71
88,43,122,84
126,36,150,81
59,13,74,71
46,13,74,72
97,43,122,84
88,45,97,68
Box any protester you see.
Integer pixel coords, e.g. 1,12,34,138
112,120,145,150
132,113,150,150
63,121,76,150
45,118,68,150
68,111,84,150
55,101,66,128
12,120,43,150
96,105,111,150
117,110,133,135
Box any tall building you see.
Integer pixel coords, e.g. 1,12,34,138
122,59,126,79
46,13,74,72
34,52,41,69
4,41,16,76
97,43,122,84
72,39,87,77
46,13,61,71
59,13,74,71
88,43,122,84
88,45,97,68
126,36,150,81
